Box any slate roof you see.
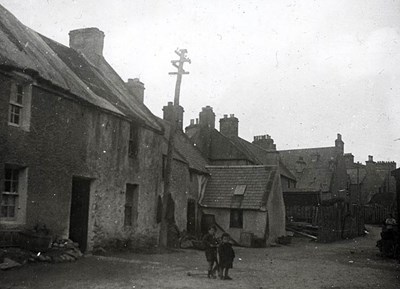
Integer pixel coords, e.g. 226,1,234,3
159,120,208,174
209,129,255,162
187,125,295,180
0,5,162,132
231,136,296,180
201,165,278,210
279,147,339,192
175,131,209,174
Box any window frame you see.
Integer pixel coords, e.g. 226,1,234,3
8,81,32,131
1,165,28,225
1,167,19,220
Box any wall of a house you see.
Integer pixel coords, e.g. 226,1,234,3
201,207,267,244
0,74,163,250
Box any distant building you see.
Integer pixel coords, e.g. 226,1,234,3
345,154,396,206
278,134,348,222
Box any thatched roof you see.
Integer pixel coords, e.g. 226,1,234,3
0,5,162,132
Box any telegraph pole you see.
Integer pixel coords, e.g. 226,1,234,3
159,49,190,247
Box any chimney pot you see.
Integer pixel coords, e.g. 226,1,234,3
223,114,228,118
190,119,194,125
196,118,199,124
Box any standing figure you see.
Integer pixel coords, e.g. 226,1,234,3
218,233,235,280
202,226,219,278
384,213,397,231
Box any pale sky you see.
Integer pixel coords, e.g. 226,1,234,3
1,0,400,165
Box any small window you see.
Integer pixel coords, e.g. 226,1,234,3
128,124,139,158
8,82,31,130
124,184,138,227
233,185,246,196
229,209,243,228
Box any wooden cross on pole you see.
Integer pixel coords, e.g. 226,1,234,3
159,49,190,247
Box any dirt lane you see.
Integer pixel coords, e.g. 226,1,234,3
1,225,398,289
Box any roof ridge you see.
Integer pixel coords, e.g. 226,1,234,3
206,165,277,168
279,146,336,152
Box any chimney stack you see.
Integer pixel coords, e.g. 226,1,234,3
126,78,145,103
365,155,376,172
219,114,239,138
69,28,105,65
163,102,184,131
199,106,215,129
253,134,276,150
335,133,344,155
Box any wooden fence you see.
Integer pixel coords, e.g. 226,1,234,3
363,204,394,225
286,201,365,243
318,201,365,243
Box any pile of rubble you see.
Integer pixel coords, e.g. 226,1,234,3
0,238,83,270
34,238,83,263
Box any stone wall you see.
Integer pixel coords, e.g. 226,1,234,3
201,208,267,243
0,74,163,250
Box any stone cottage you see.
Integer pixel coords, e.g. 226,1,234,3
185,106,289,245
201,165,286,246
0,5,169,251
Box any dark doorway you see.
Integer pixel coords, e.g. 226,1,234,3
186,199,196,235
69,177,91,252
124,184,139,227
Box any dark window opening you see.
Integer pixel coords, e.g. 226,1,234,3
229,209,243,228
162,155,167,179
156,195,162,223
128,124,139,158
